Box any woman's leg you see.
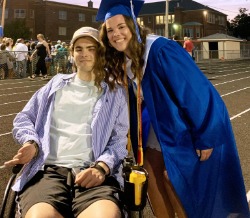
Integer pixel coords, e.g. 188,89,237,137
144,148,187,218
144,148,175,218
163,171,187,218
40,59,47,76
34,58,41,77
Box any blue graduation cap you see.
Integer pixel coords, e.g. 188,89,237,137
96,0,145,43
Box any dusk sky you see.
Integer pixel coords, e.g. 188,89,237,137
49,0,250,20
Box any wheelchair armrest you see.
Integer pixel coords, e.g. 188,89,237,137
12,164,23,174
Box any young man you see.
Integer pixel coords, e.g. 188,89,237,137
4,27,129,218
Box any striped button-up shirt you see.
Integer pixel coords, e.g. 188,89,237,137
12,73,129,191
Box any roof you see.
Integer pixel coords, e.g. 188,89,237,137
197,33,244,42
139,0,226,16
183,22,202,26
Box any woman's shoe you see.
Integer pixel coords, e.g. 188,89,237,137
28,74,36,80
41,75,49,81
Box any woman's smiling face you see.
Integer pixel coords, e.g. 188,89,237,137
105,14,132,57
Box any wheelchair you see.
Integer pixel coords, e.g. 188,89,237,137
0,165,22,218
0,162,151,218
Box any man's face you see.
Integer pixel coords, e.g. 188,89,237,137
73,37,98,73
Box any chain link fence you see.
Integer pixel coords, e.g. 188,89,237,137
1,44,250,80
0,50,73,80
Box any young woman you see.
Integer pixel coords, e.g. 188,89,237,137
29,34,51,80
96,0,250,218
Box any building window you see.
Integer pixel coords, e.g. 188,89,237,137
168,14,175,23
59,27,66,36
207,13,215,24
14,9,26,18
92,15,96,22
79,13,85,22
155,28,164,36
148,17,151,23
156,15,174,25
30,9,34,19
218,16,225,25
196,27,200,38
183,28,194,38
137,17,144,26
30,28,34,35
156,15,165,24
0,8,8,19
59,11,67,20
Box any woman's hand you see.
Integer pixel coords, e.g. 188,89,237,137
196,148,213,161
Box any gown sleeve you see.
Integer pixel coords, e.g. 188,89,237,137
151,38,231,150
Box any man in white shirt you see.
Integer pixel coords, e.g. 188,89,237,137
5,27,128,218
14,38,28,78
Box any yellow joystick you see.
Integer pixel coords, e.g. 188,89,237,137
129,170,146,205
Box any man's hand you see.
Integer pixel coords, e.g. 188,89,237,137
74,168,105,188
4,141,38,167
196,148,213,161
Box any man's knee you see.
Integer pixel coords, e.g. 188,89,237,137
77,200,121,218
25,202,63,218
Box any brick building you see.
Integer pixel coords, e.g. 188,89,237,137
1,0,99,42
138,0,227,40
0,0,227,42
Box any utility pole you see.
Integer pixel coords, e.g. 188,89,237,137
1,0,6,29
165,0,169,38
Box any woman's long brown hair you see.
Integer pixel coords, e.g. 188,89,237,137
99,16,151,89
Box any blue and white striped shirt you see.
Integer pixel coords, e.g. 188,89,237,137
12,73,129,191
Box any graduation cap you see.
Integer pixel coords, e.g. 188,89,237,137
96,0,145,43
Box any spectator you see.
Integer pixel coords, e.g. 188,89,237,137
55,42,68,74
54,40,61,50
45,39,53,75
29,34,51,80
183,36,194,57
29,42,37,77
0,44,14,79
5,38,16,79
172,35,182,47
13,38,28,79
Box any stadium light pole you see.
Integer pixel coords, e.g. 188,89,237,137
165,0,169,38
1,0,6,29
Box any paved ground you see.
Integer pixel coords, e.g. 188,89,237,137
0,59,249,217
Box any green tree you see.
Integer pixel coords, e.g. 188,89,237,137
3,19,31,42
229,8,250,40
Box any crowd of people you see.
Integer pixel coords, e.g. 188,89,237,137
0,34,195,81
2,0,250,217
0,36,73,80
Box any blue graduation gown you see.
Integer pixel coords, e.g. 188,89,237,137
130,35,249,218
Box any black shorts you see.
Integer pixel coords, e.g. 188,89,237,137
17,165,123,218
